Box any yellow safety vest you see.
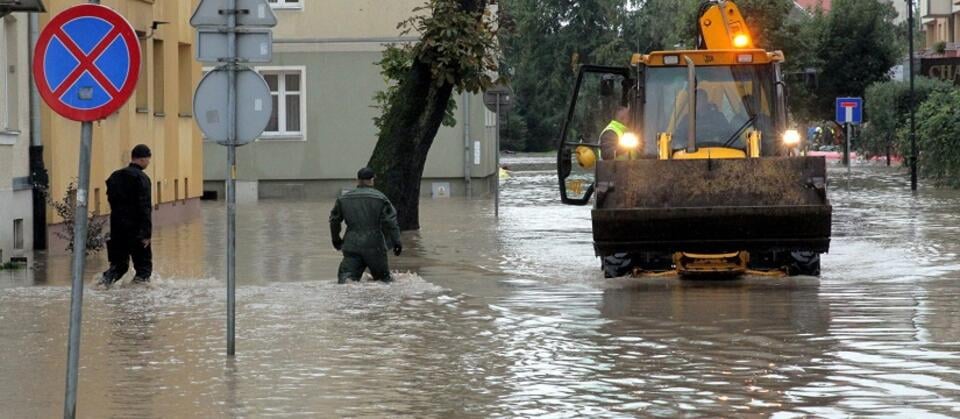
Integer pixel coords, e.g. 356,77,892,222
599,120,638,160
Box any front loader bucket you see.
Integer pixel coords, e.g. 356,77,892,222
592,157,831,256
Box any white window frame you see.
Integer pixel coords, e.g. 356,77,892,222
267,0,303,10
256,66,307,142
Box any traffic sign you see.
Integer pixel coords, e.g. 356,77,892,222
190,0,278,28
33,4,140,122
196,29,272,63
835,97,863,125
194,66,272,145
484,84,514,113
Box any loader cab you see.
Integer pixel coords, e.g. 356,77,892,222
643,50,787,160
558,50,789,205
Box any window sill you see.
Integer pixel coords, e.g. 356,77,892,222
259,134,305,142
154,112,166,118
0,130,21,145
271,5,303,10
178,113,193,118
136,108,150,114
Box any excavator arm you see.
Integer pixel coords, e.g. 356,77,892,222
697,0,754,50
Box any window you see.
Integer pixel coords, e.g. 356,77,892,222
178,43,193,117
153,39,165,116
13,219,23,250
260,68,305,139
1,15,19,131
135,34,148,112
267,0,302,9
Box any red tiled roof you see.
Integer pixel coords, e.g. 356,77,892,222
795,0,831,12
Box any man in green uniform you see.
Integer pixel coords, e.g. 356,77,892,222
330,168,403,283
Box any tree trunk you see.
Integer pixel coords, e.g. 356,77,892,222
367,0,485,231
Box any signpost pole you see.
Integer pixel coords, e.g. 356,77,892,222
225,0,238,357
495,95,500,219
843,123,851,167
63,121,92,419
63,4,99,418
908,0,918,191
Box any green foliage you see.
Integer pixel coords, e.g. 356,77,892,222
403,0,500,91
801,0,901,121
914,89,960,187
862,77,952,159
500,0,648,151
373,0,499,134
500,111,529,151
39,180,108,255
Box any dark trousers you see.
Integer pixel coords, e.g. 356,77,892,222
338,251,391,283
104,235,153,280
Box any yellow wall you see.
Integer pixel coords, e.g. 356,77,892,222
41,0,203,222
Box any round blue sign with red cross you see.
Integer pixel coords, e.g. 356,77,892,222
33,4,141,122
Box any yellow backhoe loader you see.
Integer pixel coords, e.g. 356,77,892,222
557,0,831,278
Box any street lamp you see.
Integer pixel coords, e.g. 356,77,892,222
0,0,45,17
907,0,918,191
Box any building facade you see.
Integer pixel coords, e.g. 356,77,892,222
920,0,960,54
40,0,203,252
0,12,34,262
203,0,498,201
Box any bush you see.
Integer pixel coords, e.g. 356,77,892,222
914,89,960,187
862,77,953,159
39,179,108,255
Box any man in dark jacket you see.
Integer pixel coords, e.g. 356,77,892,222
330,168,402,284
98,145,153,287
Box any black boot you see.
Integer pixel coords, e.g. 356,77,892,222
97,269,121,288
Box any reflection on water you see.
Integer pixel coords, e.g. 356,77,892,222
1,161,960,417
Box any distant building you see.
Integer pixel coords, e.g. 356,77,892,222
202,0,498,201
39,0,204,253
0,12,34,262
794,0,908,24
919,0,960,55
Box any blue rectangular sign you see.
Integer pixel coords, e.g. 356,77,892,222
836,97,863,125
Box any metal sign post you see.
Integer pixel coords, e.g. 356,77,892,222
483,84,514,218
191,0,276,356
33,2,141,417
844,123,851,168
907,0,918,191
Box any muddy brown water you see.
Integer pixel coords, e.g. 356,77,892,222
2,160,959,417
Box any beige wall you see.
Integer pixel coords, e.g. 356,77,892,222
272,0,426,41
41,0,203,222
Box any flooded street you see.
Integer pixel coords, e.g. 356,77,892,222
2,159,960,417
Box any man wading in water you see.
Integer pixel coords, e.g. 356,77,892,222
329,167,402,283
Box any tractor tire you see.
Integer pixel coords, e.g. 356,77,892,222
602,253,633,278
786,251,821,276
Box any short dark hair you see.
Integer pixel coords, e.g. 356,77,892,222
132,144,152,159
357,167,376,180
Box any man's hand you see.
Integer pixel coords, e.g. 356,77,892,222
333,237,343,251
393,243,403,256
142,239,151,248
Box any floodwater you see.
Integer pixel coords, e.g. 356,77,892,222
2,159,960,418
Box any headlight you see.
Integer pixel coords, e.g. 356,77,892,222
783,129,801,147
619,132,640,149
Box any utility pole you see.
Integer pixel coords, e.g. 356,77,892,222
908,0,918,191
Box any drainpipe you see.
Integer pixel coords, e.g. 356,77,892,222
462,92,472,198
29,12,48,250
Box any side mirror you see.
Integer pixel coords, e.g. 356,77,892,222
575,146,598,169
